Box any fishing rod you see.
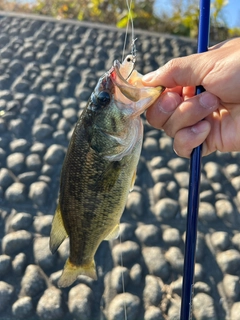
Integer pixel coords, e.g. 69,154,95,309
180,0,210,319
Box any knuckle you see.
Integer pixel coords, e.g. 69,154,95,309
164,58,180,73
162,123,175,138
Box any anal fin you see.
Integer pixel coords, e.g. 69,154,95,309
50,203,68,254
104,223,120,240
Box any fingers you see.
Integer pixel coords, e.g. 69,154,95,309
146,91,182,129
142,53,212,88
147,91,219,134
142,38,240,103
173,120,211,158
163,92,219,137
146,91,220,158
182,86,196,99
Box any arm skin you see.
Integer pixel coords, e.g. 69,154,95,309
142,38,240,158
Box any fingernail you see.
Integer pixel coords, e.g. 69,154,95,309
199,92,218,109
142,71,155,82
158,92,181,113
191,121,209,134
173,147,179,156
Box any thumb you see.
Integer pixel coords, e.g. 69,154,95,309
142,53,208,88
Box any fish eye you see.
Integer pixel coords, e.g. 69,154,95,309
97,91,111,106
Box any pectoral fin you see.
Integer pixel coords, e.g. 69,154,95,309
104,223,120,240
50,203,68,254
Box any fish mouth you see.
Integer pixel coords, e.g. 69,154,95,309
110,59,165,104
110,59,143,102
112,59,135,88
113,59,135,82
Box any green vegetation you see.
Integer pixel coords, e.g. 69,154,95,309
0,0,239,41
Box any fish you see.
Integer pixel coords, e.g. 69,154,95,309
49,54,165,288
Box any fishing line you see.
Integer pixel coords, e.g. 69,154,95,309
122,0,135,63
119,233,128,320
120,4,135,320
118,3,135,319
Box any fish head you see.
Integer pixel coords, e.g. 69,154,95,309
86,56,165,160
89,54,165,121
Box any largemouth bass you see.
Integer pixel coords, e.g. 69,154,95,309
50,55,165,287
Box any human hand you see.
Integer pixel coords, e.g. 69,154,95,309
142,38,240,158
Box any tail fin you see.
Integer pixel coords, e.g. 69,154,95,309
58,258,97,288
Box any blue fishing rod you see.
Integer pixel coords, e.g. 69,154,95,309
180,0,210,319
